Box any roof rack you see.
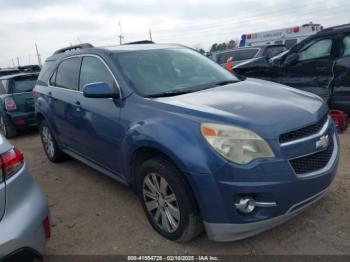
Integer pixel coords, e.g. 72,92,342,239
124,40,155,45
53,43,94,55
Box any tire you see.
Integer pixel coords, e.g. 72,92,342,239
39,120,64,162
136,157,203,242
0,114,16,138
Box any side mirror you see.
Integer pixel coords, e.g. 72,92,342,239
83,82,119,99
283,52,299,66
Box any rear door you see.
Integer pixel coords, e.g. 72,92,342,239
49,57,82,146
278,37,336,103
331,34,350,113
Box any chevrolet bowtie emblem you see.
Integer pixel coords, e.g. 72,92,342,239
316,135,330,150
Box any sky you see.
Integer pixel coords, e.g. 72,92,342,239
0,0,349,67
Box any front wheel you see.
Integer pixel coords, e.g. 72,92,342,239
137,157,203,242
39,120,64,162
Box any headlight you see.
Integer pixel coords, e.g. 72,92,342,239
201,123,275,164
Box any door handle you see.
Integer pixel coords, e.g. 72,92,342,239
48,91,52,96
75,101,81,111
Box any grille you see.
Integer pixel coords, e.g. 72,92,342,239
279,115,328,144
289,137,334,175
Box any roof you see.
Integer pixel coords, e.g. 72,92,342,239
317,23,350,35
0,72,39,80
46,42,187,62
212,44,285,55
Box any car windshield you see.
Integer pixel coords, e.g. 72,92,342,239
12,75,38,93
112,48,239,97
263,46,287,59
268,50,289,64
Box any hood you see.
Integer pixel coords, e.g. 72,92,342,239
155,78,327,139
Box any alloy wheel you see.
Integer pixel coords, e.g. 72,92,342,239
143,173,180,233
42,126,55,159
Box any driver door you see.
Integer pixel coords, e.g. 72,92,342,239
278,38,336,103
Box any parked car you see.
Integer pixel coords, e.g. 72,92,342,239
0,73,38,138
211,44,287,67
34,42,339,242
0,65,41,78
0,135,50,260
234,23,350,114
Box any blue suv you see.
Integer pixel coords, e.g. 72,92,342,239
34,42,339,242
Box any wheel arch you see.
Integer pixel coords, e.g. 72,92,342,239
129,145,202,216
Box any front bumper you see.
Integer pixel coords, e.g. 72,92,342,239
0,164,49,257
187,122,339,242
204,187,329,241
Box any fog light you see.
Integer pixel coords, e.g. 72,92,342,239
235,198,277,214
235,197,256,213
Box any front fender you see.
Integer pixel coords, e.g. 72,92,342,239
34,88,61,144
121,116,226,179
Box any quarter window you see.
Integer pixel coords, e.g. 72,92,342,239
55,57,81,90
342,35,350,56
298,39,332,61
79,56,115,91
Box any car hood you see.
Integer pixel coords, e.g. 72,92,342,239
154,78,327,139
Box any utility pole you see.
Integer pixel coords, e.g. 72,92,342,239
149,29,153,41
35,43,42,67
118,35,124,45
118,21,124,45
16,57,20,67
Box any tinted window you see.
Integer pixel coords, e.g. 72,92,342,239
237,49,259,60
12,75,38,93
49,70,57,85
342,35,350,56
0,81,6,94
285,39,298,49
38,61,55,83
112,48,238,97
216,51,238,64
299,39,332,61
216,49,258,64
55,57,80,90
79,57,115,91
263,46,287,59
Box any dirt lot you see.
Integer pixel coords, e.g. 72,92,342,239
9,130,350,255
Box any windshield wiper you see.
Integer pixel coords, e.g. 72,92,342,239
145,90,194,98
211,80,238,86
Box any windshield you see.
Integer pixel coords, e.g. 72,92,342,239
268,50,289,64
263,46,287,59
12,75,38,93
112,48,238,97
216,49,259,64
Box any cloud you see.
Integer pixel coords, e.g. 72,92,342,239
0,0,349,67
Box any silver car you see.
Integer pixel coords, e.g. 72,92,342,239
0,135,49,261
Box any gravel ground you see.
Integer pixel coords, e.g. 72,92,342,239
9,129,350,255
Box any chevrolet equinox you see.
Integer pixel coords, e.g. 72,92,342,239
33,42,339,242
